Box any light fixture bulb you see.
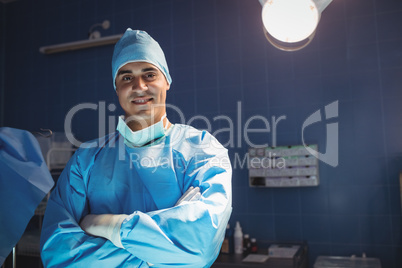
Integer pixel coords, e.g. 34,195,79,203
262,0,320,43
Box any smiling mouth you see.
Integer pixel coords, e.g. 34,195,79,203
132,97,153,104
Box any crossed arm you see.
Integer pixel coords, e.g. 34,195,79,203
79,186,202,249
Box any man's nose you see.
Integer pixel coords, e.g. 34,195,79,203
132,77,147,91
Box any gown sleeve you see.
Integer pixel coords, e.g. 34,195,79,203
39,151,145,268
119,143,233,268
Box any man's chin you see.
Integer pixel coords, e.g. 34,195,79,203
126,113,151,120
125,113,153,125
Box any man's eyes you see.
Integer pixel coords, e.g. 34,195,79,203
120,73,157,82
145,73,156,78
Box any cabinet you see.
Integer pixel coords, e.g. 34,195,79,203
248,145,319,187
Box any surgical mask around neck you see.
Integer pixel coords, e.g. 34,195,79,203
117,114,167,147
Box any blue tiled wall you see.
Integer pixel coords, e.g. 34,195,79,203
0,2,4,126
2,0,402,267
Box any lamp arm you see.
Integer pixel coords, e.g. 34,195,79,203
314,0,333,13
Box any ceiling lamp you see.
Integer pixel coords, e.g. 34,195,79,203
259,0,333,51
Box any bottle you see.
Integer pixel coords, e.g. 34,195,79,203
250,238,258,253
234,221,243,254
243,234,251,256
220,224,231,254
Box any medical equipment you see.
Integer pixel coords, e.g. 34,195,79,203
0,128,54,266
248,145,320,187
39,20,122,55
259,0,333,51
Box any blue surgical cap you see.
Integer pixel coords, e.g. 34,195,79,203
112,29,172,90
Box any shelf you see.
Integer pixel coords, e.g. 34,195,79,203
39,34,123,54
248,145,319,188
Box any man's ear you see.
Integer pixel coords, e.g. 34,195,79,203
166,81,170,91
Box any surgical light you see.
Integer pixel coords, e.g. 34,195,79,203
259,0,333,51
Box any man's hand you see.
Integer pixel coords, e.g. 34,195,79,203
80,214,127,248
175,186,201,206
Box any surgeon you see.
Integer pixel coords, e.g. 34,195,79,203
40,29,232,268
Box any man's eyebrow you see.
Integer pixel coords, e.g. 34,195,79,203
142,67,158,72
117,67,158,76
117,69,132,76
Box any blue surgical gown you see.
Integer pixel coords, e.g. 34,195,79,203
40,124,232,267
0,127,54,265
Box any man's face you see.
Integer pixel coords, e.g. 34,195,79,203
115,62,170,130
